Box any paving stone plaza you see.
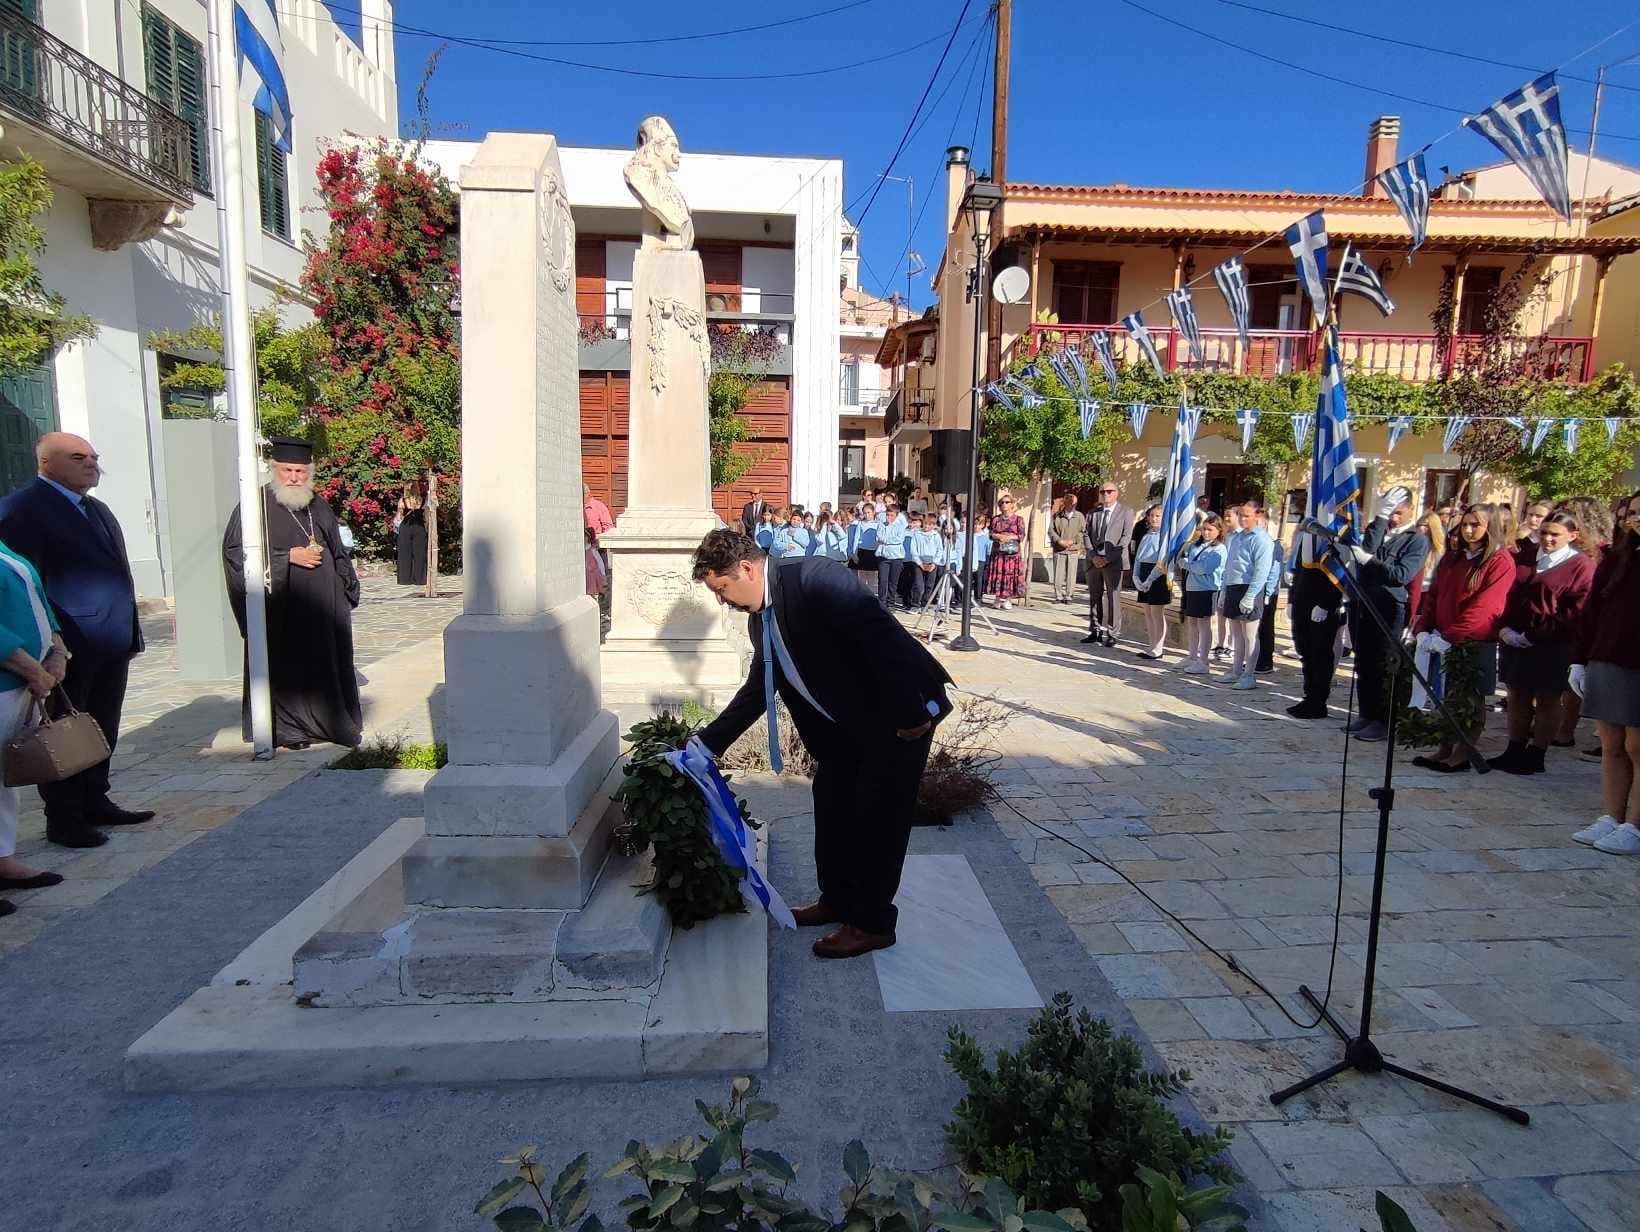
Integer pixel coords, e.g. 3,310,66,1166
2,571,1635,1231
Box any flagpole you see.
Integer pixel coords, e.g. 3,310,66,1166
207,0,274,758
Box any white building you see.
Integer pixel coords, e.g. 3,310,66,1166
421,137,843,517
837,220,906,500
1,0,397,596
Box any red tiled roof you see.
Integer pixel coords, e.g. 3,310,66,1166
1002,221,1640,256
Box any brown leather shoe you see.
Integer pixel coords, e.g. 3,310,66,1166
812,924,896,960
791,901,840,928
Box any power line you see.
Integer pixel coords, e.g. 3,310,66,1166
1114,0,1640,143
1205,0,1640,94
306,0,877,47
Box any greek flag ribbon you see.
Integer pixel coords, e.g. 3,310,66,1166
1464,73,1573,222
987,382,1017,412
1606,416,1623,444
1122,311,1167,378
234,0,294,152
1529,418,1554,453
1078,399,1100,440
1292,412,1314,452
1128,401,1149,439
1285,211,1331,327
1443,415,1471,453
1048,348,1079,397
1067,345,1092,398
1235,407,1260,454
1088,330,1120,394
1385,414,1414,453
1165,286,1204,366
1504,415,1529,448
1213,256,1252,348
1378,151,1431,257
1563,418,1581,452
1021,392,1044,409
665,738,796,929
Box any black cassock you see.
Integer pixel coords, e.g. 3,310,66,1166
223,488,362,748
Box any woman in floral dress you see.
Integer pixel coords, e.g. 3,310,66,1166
986,491,1027,609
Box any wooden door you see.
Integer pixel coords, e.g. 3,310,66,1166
699,244,742,312
0,362,54,499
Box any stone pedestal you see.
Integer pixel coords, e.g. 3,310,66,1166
600,250,742,715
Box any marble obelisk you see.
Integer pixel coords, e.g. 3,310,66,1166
600,116,742,715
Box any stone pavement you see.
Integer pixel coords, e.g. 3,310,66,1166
939,584,1639,1232
0,568,463,956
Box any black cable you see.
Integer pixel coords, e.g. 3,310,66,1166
1114,0,1640,143
1205,0,1640,94
310,0,877,47
852,0,978,232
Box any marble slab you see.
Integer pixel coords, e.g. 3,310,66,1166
873,854,1043,1013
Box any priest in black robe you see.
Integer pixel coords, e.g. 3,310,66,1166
222,436,362,749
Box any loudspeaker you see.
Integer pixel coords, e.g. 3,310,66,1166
931,429,972,495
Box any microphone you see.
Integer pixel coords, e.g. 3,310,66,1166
1299,518,1339,544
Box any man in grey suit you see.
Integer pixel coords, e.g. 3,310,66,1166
1081,481,1135,647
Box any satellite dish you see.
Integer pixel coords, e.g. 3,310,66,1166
992,266,1030,305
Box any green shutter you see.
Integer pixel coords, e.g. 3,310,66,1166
1,0,41,100
255,111,290,240
141,4,210,195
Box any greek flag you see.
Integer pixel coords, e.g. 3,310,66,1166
1165,286,1204,366
987,382,1017,412
1292,412,1314,452
1443,415,1471,453
1078,399,1100,439
1235,407,1260,454
1385,414,1414,453
1336,245,1395,317
1018,362,1041,381
1563,418,1581,452
1158,399,1202,571
1285,211,1331,327
1529,418,1554,453
1089,330,1120,393
1129,401,1149,439
1465,73,1572,222
1021,391,1044,409
667,738,796,929
1048,348,1079,397
235,0,293,153
1122,311,1166,378
1606,416,1623,444
1308,329,1361,588
1213,256,1252,348
1067,344,1092,398
1378,151,1431,255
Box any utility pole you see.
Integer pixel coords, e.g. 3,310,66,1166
991,0,1011,187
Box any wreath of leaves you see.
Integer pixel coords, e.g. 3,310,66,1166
1391,639,1490,751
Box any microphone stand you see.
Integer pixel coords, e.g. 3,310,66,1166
1268,528,1529,1126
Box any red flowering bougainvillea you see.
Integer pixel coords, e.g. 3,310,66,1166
301,139,461,561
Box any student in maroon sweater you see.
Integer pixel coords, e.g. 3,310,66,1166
1410,503,1516,773
1569,490,1640,856
1490,511,1596,775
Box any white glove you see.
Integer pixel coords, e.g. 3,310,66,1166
1349,544,1373,566
1569,664,1586,698
1499,628,1531,649
1238,595,1254,616
1376,486,1411,520
1310,605,1330,623
1425,633,1452,654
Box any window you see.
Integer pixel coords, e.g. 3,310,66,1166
255,111,291,241
1246,264,1291,329
141,4,210,194
839,360,860,405
1456,266,1503,335
1424,469,1463,512
1051,261,1120,325
155,354,217,419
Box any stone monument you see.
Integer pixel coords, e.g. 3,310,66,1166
123,132,768,1089
599,116,744,716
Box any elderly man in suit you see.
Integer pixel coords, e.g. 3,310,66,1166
1080,481,1136,647
691,528,952,960
0,433,149,848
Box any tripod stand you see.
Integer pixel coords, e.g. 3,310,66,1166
1268,549,1529,1127
916,567,996,644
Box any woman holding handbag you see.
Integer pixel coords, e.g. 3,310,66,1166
1,537,71,917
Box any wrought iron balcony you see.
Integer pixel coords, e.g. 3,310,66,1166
0,8,194,203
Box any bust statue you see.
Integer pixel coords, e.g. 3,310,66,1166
624,115,694,252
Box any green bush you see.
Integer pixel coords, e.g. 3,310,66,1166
1116,1168,1245,1232
329,736,447,769
944,993,1235,1231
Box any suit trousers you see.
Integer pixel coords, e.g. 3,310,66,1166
876,558,904,608
1350,595,1406,722
1256,593,1279,671
809,725,934,934
1291,604,1341,707
39,653,128,825
1087,556,1122,634
1051,551,1078,600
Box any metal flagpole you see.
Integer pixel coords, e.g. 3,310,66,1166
206,0,273,758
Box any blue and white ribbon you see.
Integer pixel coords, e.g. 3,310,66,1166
1078,399,1100,440
1235,407,1260,454
1128,401,1149,440
1292,411,1314,452
1442,415,1471,453
1385,414,1414,453
665,738,796,929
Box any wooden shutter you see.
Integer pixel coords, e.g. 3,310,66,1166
255,111,290,240
575,238,605,320
141,6,210,194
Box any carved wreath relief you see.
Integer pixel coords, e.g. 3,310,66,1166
645,296,710,398
539,168,575,295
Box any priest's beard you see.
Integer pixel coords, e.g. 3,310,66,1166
272,477,316,511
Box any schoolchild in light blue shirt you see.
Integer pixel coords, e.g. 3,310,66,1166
1221,500,1275,687
767,508,793,558
783,516,812,558
905,513,942,609
1179,512,1227,674
874,501,909,609
753,516,775,552
819,514,847,562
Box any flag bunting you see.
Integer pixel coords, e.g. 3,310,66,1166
1336,244,1396,317
1166,285,1204,366
1235,407,1260,454
1212,256,1252,348
1378,150,1431,256
1464,73,1572,222
1285,210,1331,327
1122,311,1167,378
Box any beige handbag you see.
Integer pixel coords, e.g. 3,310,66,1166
3,688,110,787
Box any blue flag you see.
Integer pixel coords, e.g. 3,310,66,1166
1309,329,1361,589
1464,73,1572,222
1122,311,1166,378
1378,151,1431,256
1158,399,1201,572
1078,399,1100,439
1385,414,1414,453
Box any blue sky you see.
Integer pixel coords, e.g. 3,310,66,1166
377,0,1640,308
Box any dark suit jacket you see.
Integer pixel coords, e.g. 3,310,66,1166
1359,517,1430,609
740,500,766,535
0,478,142,662
700,556,953,757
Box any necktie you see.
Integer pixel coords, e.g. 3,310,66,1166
760,608,783,773
80,497,112,547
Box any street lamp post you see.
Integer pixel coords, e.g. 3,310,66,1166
950,177,1004,653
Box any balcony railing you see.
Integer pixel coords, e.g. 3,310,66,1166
0,8,193,200
883,387,930,438
842,391,892,416
1006,322,1598,384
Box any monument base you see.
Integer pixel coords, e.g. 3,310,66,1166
601,508,745,721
